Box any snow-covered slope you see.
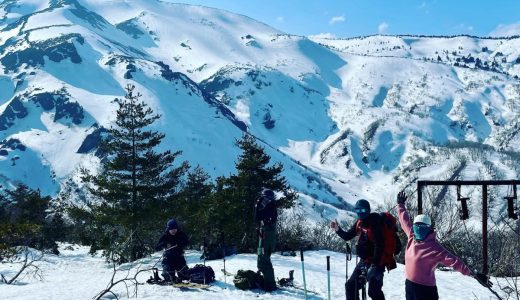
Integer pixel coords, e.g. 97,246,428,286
0,0,519,221
0,244,505,299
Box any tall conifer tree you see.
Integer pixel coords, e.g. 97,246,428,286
82,84,188,263
216,134,296,251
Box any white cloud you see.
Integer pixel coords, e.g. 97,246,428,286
308,33,337,39
329,15,345,25
455,23,474,33
418,2,430,14
378,22,389,34
490,21,520,37
276,16,284,22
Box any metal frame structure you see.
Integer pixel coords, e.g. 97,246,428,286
417,180,520,275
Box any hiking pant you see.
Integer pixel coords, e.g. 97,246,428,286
162,256,188,282
346,261,385,300
405,279,438,300
257,226,276,291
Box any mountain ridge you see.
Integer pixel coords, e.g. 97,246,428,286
0,0,519,222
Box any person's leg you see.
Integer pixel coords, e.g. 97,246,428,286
258,228,277,291
346,262,363,300
172,256,189,282
367,267,385,300
161,259,176,282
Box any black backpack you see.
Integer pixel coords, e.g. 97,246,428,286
188,264,215,284
233,270,264,290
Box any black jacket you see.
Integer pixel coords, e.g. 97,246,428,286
155,230,189,260
336,213,384,266
254,196,277,227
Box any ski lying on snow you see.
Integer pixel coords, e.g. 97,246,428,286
279,285,320,296
146,279,211,289
172,282,211,290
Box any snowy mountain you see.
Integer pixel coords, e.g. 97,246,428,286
1,0,519,221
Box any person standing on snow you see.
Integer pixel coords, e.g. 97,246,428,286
254,188,278,292
331,199,386,300
155,219,189,283
396,191,478,300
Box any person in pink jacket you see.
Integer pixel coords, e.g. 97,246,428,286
396,191,475,300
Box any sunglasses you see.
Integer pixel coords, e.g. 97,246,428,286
355,208,368,213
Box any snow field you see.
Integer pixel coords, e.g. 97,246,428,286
0,244,502,299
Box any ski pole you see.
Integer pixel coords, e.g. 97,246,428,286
326,256,331,300
202,237,207,285
355,251,358,300
345,243,351,300
221,233,227,287
300,248,308,300
361,264,367,300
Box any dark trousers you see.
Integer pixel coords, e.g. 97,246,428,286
346,261,385,300
405,279,439,300
161,256,188,282
257,227,277,291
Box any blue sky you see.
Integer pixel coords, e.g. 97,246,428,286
173,0,520,38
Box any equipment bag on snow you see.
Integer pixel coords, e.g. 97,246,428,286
188,264,215,284
233,269,263,290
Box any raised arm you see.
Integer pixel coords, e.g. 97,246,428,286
396,191,413,238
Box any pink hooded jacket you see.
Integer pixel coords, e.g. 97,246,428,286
397,203,471,286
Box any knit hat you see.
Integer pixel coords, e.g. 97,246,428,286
262,188,275,200
166,219,178,230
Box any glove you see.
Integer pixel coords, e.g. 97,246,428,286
367,265,384,282
474,273,493,288
330,219,340,232
397,191,407,204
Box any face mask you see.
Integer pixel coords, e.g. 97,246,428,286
413,223,431,241
355,208,369,220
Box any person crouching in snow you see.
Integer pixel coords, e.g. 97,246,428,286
396,191,472,300
155,219,189,283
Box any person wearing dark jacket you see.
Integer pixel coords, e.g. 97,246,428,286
155,219,189,283
254,188,278,292
331,199,386,300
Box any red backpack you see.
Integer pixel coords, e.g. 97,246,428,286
356,212,402,271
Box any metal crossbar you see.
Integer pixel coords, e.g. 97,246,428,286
417,180,520,275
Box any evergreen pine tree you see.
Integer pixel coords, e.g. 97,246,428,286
174,166,214,245
81,84,188,263
215,134,296,252
0,184,51,251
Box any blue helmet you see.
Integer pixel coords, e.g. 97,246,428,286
354,199,371,220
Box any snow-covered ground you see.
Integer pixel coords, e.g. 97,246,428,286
0,244,504,299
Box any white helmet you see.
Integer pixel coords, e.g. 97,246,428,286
413,214,432,226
